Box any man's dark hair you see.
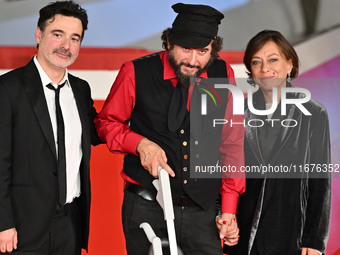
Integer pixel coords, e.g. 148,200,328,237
161,28,223,59
38,1,88,40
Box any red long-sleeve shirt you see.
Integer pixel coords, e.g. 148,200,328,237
95,50,245,213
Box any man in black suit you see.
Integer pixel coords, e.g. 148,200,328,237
0,1,100,254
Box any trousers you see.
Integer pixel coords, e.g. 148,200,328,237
122,189,222,255
12,198,82,255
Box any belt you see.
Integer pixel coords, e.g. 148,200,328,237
125,182,197,206
125,182,156,201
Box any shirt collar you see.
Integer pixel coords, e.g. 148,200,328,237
161,50,208,81
33,55,70,88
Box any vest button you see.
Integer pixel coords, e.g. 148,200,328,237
184,180,188,184
184,155,188,160
180,129,184,134
183,141,187,146
183,167,187,172
195,140,199,145
196,154,200,158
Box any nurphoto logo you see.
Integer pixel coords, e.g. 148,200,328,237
201,84,311,116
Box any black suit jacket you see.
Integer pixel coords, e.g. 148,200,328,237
0,59,101,251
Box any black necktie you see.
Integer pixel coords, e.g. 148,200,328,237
168,81,189,132
190,82,203,138
47,82,67,206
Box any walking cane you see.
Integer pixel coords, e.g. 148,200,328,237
140,166,184,255
140,222,163,255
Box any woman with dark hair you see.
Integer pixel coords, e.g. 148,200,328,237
222,30,331,255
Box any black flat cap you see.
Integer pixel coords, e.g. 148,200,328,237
169,3,224,48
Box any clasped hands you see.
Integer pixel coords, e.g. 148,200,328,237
216,213,239,246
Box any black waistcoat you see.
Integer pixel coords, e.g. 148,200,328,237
124,52,229,210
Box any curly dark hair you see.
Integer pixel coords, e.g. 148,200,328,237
161,28,223,59
38,1,88,40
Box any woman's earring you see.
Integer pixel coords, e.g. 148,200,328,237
287,73,291,83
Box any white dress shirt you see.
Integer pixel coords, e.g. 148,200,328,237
34,56,83,204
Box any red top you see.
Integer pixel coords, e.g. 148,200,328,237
95,50,245,213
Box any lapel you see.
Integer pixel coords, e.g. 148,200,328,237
269,101,302,161
68,74,90,155
268,83,303,162
245,86,302,165
23,59,57,159
245,90,266,165
245,109,265,165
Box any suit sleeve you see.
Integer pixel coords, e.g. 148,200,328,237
301,106,331,253
0,79,16,231
86,82,102,146
219,63,246,214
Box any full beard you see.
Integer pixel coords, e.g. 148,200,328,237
167,48,214,88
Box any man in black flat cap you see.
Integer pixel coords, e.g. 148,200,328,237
95,3,245,254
